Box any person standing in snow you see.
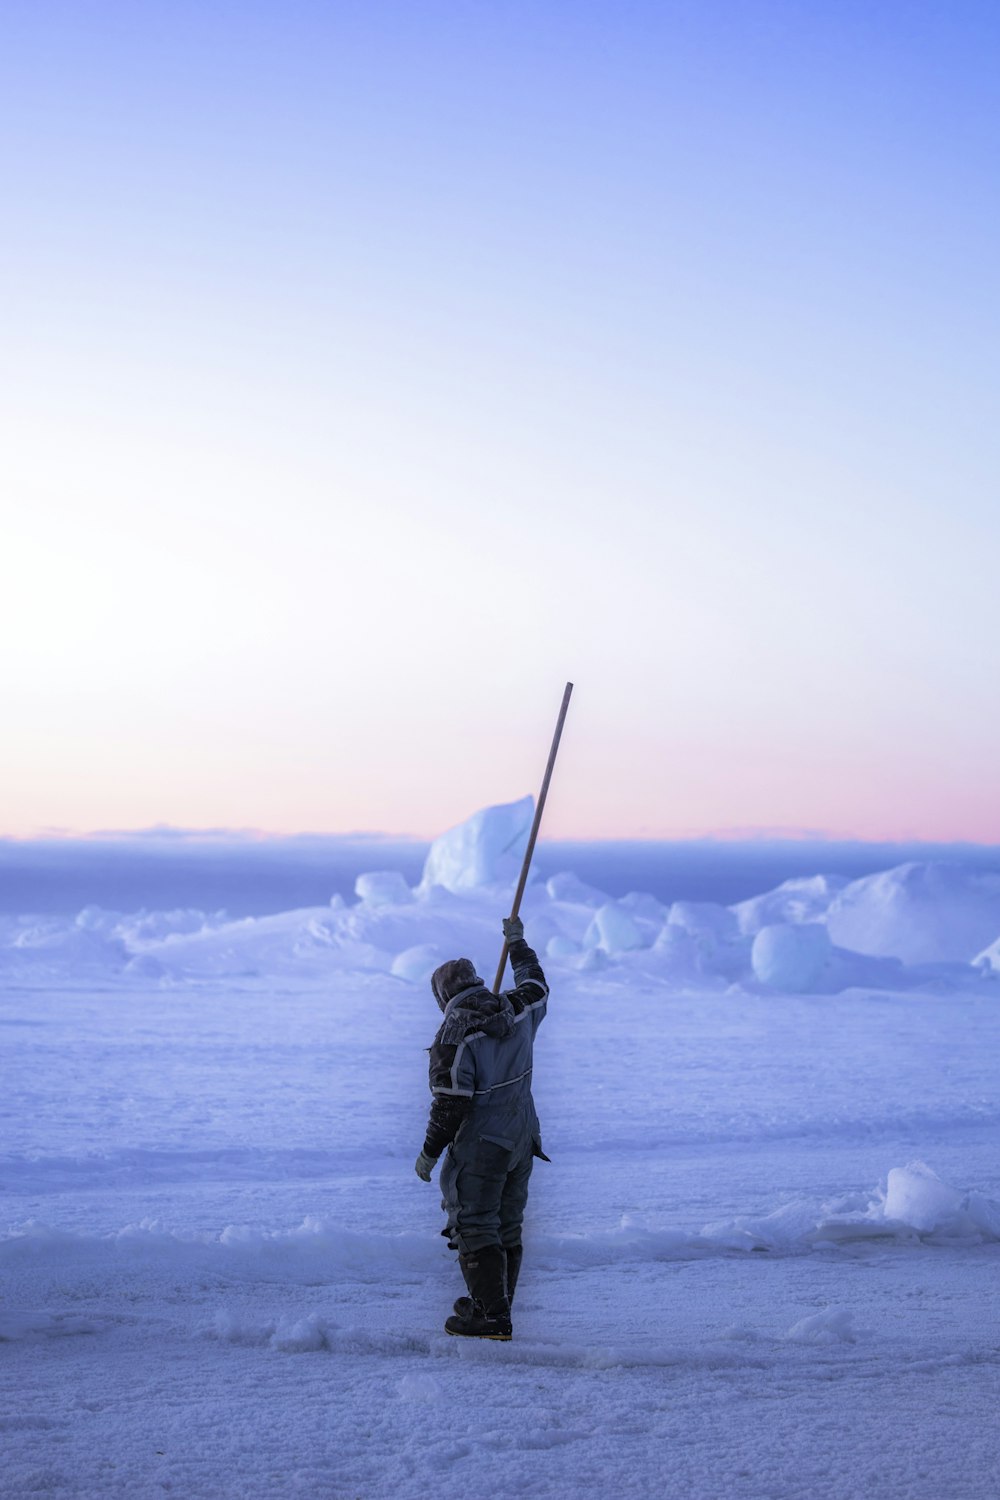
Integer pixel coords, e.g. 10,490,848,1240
414,916,549,1341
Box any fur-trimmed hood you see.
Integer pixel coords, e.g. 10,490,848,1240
430,958,517,1047
431,958,481,1010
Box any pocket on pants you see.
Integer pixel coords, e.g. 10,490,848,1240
470,1136,514,1175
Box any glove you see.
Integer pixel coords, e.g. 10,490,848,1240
414,1150,439,1182
502,915,524,944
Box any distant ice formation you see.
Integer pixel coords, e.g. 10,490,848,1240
975,933,1000,973
1,801,999,997
354,871,413,906
583,902,644,954
733,874,849,934
826,863,1000,965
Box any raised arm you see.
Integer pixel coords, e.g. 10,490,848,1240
502,916,549,1019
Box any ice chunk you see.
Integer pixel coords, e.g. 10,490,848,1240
668,901,739,941
117,908,225,942
271,1314,334,1353
618,891,669,923
612,891,670,949
545,871,606,906
546,935,580,960
576,945,608,971
733,874,849,936
648,922,701,974
824,945,908,992
354,871,413,906
973,934,1000,973
390,944,442,985
665,901,749,978
751,923,833,992
5,913,130,972
785,1309,855,1344
583,902,645,955
75,904,119,933
419,797,534,894
965,1191,1000,1238
124,953,168,979
883,1162,964,1231
826,862,1000,965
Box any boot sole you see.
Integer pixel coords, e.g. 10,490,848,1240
445,1328,512,1341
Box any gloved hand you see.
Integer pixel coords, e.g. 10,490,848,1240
502,915,524,944
414,1150,439,1182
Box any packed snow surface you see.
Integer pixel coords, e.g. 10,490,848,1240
2,799,1000,1500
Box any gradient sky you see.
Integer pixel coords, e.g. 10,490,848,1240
3,1,999,841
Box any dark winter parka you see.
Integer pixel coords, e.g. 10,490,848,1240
421,939,549,1163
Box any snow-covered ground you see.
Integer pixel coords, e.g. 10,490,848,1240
3,802,999,1499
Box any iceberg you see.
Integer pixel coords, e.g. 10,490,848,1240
418,796,534,895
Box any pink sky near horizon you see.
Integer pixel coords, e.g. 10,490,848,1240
6,708,999,845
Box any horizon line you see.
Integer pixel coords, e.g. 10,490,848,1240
3,824,1000,851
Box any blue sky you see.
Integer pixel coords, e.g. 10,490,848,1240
3,2,999,839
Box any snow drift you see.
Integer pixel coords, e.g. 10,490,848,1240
3,1165,997,1285
825,863,1000,965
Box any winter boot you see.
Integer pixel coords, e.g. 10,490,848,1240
505,1243,523,1303
453,1243,522,1320
445,1247,512,1340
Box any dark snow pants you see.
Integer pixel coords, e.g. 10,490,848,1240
439,1133,535,1255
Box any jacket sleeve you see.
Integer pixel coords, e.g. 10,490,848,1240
421,1037,475,1158
422,1090,472,1157
505,938,549,1020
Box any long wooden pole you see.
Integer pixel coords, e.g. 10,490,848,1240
492,681,574,993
